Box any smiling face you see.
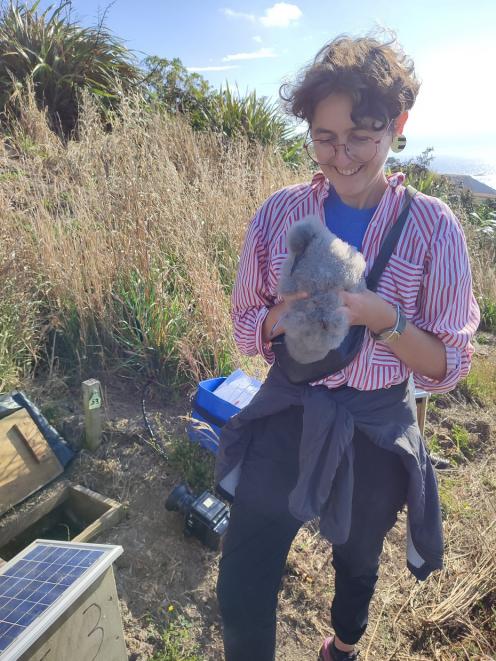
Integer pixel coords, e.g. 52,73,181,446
310,93,394,209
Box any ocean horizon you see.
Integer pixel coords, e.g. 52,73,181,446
404,153,496,192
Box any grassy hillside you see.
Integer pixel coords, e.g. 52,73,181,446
1,91,495,390
0,91,290,389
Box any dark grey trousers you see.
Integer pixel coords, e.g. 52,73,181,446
216,404,409,660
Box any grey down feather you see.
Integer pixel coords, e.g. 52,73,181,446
277,215,367,364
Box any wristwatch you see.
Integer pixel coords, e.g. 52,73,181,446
371,304,406,343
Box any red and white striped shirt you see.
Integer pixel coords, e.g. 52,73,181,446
231,171,480,393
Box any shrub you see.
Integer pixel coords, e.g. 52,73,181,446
143,55,214,131
143,57,301,160
0,0,141,135
207,83,293,146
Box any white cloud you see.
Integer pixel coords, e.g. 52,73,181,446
253,35,262,43
222,8,256,22
222,4,302,28
260,3,302,28
187,65,239,72
223,47,277,62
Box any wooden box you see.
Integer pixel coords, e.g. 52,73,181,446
0,484,124,561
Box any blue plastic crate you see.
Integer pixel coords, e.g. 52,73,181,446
188,377,242,454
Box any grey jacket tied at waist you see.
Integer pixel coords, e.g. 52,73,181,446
215,364,443,581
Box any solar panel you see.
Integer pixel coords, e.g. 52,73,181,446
0,539,122,661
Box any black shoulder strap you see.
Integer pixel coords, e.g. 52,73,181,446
366,184,417,292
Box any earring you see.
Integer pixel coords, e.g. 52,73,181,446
391,134,407,153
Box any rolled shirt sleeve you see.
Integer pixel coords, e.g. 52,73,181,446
231,214,276,364
412,208,480,393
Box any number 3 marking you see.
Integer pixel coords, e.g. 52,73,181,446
82,603,104,661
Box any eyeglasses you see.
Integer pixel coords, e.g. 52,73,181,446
304,120,393,165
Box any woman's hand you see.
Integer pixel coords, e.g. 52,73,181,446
340,289,447,380
264,289,394,344
339,289,397,333
262,291,308,343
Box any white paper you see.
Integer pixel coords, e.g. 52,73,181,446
213,369,262,409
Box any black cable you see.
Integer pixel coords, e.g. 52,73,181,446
141,378,168,460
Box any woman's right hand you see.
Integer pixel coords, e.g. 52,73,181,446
262,291,308,343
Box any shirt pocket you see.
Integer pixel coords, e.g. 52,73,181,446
376,252,424,318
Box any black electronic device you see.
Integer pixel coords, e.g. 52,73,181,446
165,483,230,550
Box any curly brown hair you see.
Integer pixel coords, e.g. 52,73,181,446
280,34,420,129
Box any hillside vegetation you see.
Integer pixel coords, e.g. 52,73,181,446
1,90,495,391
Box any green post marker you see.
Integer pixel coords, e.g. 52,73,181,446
82,379,103,451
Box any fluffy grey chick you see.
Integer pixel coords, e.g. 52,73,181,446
277,215,366,364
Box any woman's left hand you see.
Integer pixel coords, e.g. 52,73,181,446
339,288,448,380
339,289,397,333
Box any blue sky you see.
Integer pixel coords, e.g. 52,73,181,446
40,1,496,161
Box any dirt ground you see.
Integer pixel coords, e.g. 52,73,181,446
2,335,495,660
65,380,329,660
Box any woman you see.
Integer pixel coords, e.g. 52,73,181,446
215,35,480,661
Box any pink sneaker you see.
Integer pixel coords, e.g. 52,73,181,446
318,636,359,661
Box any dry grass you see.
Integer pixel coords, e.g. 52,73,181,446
1,90,298,386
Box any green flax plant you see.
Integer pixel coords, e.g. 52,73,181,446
206,83,293,147
0,0,141,135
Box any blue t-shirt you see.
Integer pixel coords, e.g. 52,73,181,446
324,188,377,250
